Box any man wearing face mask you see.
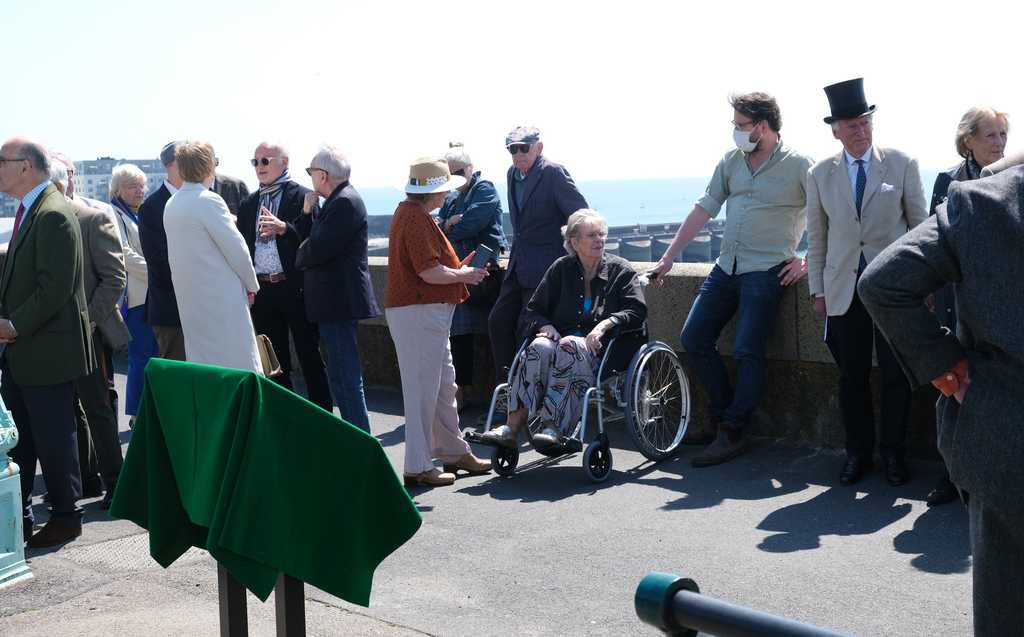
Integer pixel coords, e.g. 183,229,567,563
649,91,814,468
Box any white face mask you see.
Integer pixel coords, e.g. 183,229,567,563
732,123,763,153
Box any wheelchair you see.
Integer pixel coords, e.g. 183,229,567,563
464,289,691,483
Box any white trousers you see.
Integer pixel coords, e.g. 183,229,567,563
386,303,471,474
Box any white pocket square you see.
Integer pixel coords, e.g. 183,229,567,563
880,183,897,195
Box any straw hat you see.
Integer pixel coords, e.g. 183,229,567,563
397,156,466,194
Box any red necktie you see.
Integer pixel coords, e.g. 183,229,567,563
8,204,25,252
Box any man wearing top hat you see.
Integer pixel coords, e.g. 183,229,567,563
484,126,588,424
805,78,928,487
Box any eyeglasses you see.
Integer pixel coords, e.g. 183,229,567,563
251,157,281,166
580,231,608,241
507,143,534,155
451,168,466,177
0,157,27,165
305,167,326,176
731,119,760,131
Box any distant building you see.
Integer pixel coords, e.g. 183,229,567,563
74,157,167,203
0,156,167,217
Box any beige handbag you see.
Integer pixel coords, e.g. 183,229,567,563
256,334,283,377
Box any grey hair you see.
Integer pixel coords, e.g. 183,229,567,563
20,140,51,175
49,160,68,194
312,144,351,182
110,163,148,200
955,106,1010,159
831,113,873,131
444,143,473,168
261,138,292,160
50,150,72,167
561,209,608,258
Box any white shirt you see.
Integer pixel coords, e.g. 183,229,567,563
844,147,873,200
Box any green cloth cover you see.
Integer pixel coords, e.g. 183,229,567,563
109,359,421,604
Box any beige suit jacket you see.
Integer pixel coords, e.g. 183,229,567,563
806,146,928,316
110,203,148,309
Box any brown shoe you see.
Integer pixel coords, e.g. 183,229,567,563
403,468,456,488
691,425,749,468
443,453,492,476
26,522,82,548
681,416,721,446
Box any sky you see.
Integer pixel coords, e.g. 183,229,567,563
4,0,1018,194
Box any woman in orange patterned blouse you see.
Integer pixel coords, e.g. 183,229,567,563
386,157,492,488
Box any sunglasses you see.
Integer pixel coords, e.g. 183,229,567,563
305,167,326,176
507,143,534,155
451,168,466,177
250,157,281,166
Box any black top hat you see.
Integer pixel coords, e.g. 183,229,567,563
822,78,877,124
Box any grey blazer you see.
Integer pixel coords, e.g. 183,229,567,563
72,200,131,348
857,165,1024,519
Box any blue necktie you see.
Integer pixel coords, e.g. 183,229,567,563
855,160,867,272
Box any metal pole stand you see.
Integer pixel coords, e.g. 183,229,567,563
218,564,305,637
635,572,859,637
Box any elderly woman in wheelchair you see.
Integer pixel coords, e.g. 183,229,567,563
481,209,646,450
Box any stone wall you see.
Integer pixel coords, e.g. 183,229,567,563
360,258,942,459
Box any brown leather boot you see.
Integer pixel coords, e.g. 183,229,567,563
691,424,749,468
681,415,721,446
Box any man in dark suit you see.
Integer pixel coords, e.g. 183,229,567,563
294,145,380,432
805,79,928,487
213,167,249,217
859,163,1024,637
0,136,93,548
139,141,186,360
236,140,332,411
485,126,587,423
50,160,131,510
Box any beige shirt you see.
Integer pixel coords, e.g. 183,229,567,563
696,140,814,274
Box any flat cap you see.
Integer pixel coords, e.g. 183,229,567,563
505,126,540,146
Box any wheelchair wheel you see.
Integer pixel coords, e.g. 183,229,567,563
623,342,691,462
582,438,613,483
491,445,519,476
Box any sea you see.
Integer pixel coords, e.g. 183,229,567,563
357,170,942,231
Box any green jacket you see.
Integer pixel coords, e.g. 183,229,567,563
0,183,94,384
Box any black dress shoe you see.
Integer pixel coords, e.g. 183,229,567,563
926,473,958,505
839,456,873,486
23,519,33,543
885,457,910,486
26,523,82,548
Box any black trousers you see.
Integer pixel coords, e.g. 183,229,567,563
250,279,333,412
74,331,124,487
2,366,84,527
827,288,913,461
486,269,535,384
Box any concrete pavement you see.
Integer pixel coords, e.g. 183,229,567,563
0,356,972,636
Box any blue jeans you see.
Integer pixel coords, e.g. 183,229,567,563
680,262,787,430
319,319,371,433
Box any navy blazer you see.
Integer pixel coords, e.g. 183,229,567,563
505,154,588,288
137,184,179,326
294,181,381,323
236,180,311,300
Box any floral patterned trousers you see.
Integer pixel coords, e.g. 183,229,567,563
509,336,598,435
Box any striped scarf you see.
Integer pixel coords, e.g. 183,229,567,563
256,169,291,243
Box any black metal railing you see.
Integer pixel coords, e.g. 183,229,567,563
635,572,859,637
